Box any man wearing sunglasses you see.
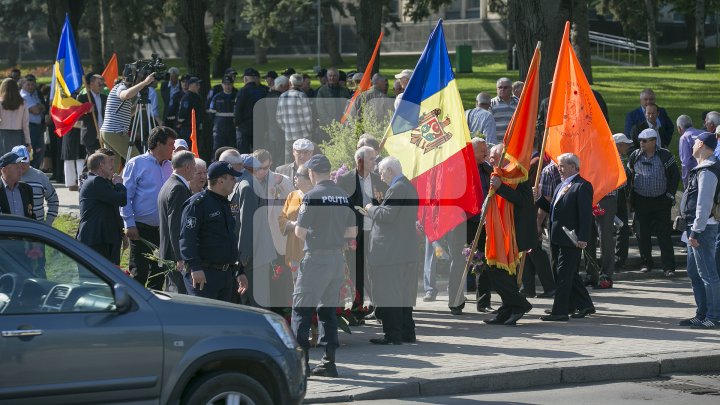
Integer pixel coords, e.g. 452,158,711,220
490,77,518,139
627,128,680,277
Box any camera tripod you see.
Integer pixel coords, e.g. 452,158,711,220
126,90,156,163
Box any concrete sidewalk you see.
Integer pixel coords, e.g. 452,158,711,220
304,278,720,403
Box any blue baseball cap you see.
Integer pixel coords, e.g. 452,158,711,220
207,161,242,180
242,156,262,170
0,152,24,168
10,145,30,163
697,131,718,151
305,154,331,173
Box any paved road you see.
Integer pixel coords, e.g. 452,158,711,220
350,373,720,404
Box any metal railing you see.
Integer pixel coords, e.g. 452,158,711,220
588,30,649,65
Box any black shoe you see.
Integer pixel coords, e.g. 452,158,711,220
664,270,676,278
450,307,463,315
311,362,338,377
476,304,494,313
370,337,402,345
544,309,553,314
541,314,569,321
571,307,596,318
519,289,536,298
402,336,417,343
537,290,556,298
679,316,704,327
484,316,509,325
504,312,525,326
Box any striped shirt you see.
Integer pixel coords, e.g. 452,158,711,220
632,151,667,197
539,162,561,199
490,96,518,138
101,83,135,133
465,107,497,144
20,167,59,225
276,89,314,142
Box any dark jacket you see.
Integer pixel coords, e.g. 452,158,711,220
367,176,420,266
536,175,594,248
627,147,680,203
77,173,126,245
625,106,673,148
158,174,192,262
496,180,536,252
0,181,35,219
234,82,268,131
680,157,720,238
77,92,107,151
336,169,388,231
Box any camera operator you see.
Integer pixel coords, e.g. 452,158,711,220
100,71,157,171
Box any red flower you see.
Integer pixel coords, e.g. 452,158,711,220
592,204,606,217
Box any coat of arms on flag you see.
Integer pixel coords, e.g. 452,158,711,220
410,108,453,154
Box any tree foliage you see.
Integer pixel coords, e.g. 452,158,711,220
240,0,314,50
0,0,45,66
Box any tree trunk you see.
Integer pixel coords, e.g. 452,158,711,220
100,0,112,63
684,13,696,53
84,0,104,73
322,3,344,66
506,0,516,70
509,0,571,101
212,0,238,78
643,0,659,67
210,0,226,78
254,40,268,65
110,4,132,67
570,0,592,84
6,41,19,67
354,0,382,74
46,0,86,56
178,0,211,96
695,0,706,70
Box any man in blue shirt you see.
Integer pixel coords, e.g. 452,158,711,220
19,75,45,168
121,126,175,289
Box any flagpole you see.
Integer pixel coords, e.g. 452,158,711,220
82,75,105,149
451,41,542,308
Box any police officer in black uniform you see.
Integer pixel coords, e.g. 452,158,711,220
165,74,189,133
207,67,238,104
177,77,204,151
234,68,268,154
292,154,357,378
179,161,249,301
209,75,237,151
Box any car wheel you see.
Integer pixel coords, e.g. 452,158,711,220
183,371,273,405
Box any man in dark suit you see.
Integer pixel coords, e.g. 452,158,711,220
365,156,419,344
158,151,196,292
337,145,388,318
0,152,35,219
78,73,108,155
625,90,673,148
77,152,127,264
536,153,595,321
482,144,533,326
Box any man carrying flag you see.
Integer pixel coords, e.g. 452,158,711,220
380,20,482,316
482,45,541,326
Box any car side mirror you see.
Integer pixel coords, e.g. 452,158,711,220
113,283,131,314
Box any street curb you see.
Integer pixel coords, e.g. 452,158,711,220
303,350,720,403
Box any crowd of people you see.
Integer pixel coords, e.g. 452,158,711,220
2,62,720,380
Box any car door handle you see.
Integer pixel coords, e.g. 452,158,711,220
2,329,43,337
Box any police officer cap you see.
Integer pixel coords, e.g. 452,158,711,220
180,74,191,82
242,156,262,170
265,71,278,79
207,161,242,180
697,131,718,151
316,68,327,78
187,77,201,85
305,154,331,173
225,67,238,76
243,68,260,77
0,152,24,168
222,75,234,84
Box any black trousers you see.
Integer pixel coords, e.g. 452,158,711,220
467,220,491,306
184,268,233,302
487,267,532,319
89,241,121,265
346,230,371,308
632,193,676,271
373,263,417,341
129,222,163,290
615,187,631,265
522,239,556,294
551,244,594,315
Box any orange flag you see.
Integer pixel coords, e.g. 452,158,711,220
340,32,383,123
101,53,118,89
484,44,541,275
544,22,626,204
190,109,199,157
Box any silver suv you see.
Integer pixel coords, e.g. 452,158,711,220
0,215,306,404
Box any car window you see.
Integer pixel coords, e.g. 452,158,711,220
0,236,116,315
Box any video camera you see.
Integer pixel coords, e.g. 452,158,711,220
122,53,166,85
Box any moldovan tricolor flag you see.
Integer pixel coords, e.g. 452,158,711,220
484,44,541,275
382,20,482,242
544,22,626,203
50,15,92,136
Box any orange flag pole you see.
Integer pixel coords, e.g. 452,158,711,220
340,32,384,123
190,109,199,157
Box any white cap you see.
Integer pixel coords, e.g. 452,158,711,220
638,128,659,140
394,69,413,79
174,139,189,150
612,133,633,144
292,138,314,151
352,72,364,81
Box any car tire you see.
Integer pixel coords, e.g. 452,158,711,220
182,371,272,405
